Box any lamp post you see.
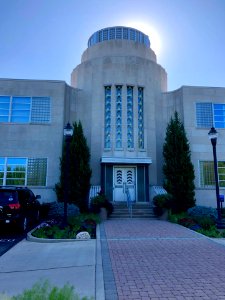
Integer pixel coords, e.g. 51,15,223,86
63,122,73,226
208,127,222,227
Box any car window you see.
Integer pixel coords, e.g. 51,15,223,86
0,190,18,205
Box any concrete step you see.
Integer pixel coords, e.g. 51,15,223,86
110,202,157,219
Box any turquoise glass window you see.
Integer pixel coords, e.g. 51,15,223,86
138,87,144,149
104,86,111,149
127,86,134,148
116,86,122,148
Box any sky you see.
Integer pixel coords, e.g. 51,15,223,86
0,0,225,91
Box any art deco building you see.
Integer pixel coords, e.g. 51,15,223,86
0,26,225,207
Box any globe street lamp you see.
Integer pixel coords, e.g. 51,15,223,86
63,122,73,226
208,127,222,227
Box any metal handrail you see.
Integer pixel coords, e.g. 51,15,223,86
125,183,133,218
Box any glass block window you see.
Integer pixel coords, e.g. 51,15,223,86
104,86,111,149
196,102,225,129
88,27,150,48
31,97,50,123
0,96,10,122
130,29,135,41
138,87,144,149
116,27,122,39
196,103,213,128
127,86,134,148
27,158,47,186
109,28,115,39
200,161,225,188
0,157,47,186
103,29,108,41
116,86,122,148
0,96,50,124
123,28,128,39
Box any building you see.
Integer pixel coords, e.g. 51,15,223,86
0,26,225,207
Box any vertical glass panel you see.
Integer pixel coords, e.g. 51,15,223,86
116,86,122,148
0,96,10,122
104,86,111,149
0,157,5,185
127,86,134,148
213,104,225,129
11,97,31,123
199,161,214,187
27,158,47,186
6,157,26,186
138,87,144,149
196,103,213,128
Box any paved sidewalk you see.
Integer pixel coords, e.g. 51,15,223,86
101,219,225,300
0,239,97,299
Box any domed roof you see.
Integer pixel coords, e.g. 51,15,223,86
88,26,150,48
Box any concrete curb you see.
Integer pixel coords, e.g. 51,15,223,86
96,224,105,300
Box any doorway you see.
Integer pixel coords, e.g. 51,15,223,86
113,167,136,202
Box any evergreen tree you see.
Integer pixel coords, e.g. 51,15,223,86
163,111,195,212
55,121,92,213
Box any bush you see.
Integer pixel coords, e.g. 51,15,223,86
32,213,99,239
153,193,173,216
192,216,215,230
187,206,217,221
47,202,80,221
90,192,113,216
7,279,93,300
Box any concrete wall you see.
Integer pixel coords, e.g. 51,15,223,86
163,86,225,207
0,79,77,203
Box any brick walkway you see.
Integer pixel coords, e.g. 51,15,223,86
101,219,225,300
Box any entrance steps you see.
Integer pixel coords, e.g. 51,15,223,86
110,202,157,219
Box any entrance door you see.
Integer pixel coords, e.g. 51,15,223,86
114,167,136,202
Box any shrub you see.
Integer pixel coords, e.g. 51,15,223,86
197,226,221,238
8,279,93,300
192,216,215,230
47,202,80,221
90,192,113,216
153,193,173,216
188,206,217,221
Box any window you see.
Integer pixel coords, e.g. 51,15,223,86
127,86,134,148
138,87,144,149
196,103,225,128
104,86,111,149
200,161,225,187
0,157,47,186
27,158,47,186
115,86,122,148
0,96,50,124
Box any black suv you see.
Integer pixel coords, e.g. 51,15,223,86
0,186,41,232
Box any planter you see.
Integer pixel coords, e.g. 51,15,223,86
99,207,107,221
159,209,169,220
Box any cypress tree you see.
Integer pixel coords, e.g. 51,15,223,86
163,111,195,212
55,121,92,213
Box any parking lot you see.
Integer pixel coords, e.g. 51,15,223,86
0,225,28,257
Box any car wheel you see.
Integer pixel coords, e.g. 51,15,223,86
35,209,40,222
20,217,28,232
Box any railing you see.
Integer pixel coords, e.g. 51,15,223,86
125,183,133,218
89,185,101,205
